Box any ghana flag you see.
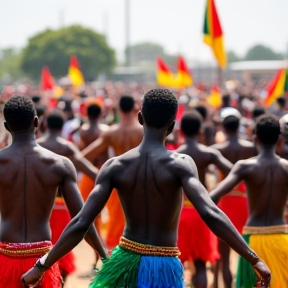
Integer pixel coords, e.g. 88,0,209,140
264,68,288,107
203,0,226,68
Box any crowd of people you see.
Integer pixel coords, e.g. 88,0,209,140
0,80,287,288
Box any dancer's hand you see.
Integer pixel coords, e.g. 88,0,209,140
252,259,271,288
21,265,45,287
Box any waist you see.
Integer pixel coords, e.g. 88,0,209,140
227,191,246,197
0,241,52,258
119,237,180,257
183,199,194,207
243,225,288,235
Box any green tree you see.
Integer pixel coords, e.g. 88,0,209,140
244,44,282,61
227,50,240,63
0,48,23,80
126,42,177,66
21,25,116,81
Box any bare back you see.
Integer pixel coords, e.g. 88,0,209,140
79,122,109,167
0,144,73,243
177,143,221,186
212,139,257,164
238,156,288,226
110,147,185,246
107,123,143,156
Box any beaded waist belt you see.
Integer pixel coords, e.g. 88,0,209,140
228,191,246,197
0,241,51,258
243,225,288,235
119,237,180,257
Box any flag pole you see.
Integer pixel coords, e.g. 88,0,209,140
217,65,223,89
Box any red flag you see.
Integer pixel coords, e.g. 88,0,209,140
41,66,55,90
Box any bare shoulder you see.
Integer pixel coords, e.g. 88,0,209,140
79,122,90,132
99,123,110,132
239,139,255,148
169,152,197,176
210,142,228,150
278,157,288,171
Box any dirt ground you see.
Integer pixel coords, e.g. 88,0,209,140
64,240,239,288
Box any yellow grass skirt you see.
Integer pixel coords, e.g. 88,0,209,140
237,225,288,288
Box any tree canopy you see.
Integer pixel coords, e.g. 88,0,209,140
21,25,116,81
244,44,283,61
125,42,177,66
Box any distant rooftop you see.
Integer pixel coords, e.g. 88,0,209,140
229,60,288,71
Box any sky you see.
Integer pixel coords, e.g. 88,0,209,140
0,0,288,63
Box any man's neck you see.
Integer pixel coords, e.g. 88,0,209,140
140,127,167,149
259,145,276,158
227,133,238,142
11,131,37,146
185,137,198,146
120,112,137,125
47,129,61,138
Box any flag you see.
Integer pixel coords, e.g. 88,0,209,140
208,85,222,108
156,57,178,88
264,68,288,107
41,66,55,90
68,56,84,88
203,0,226,68
175,56,193,87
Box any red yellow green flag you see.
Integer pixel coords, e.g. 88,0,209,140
203,0,226,68
156,57,178,88
175,56,193,87
264,68,288,107
68,56,84,88
41,66,55,90
208,85,222,108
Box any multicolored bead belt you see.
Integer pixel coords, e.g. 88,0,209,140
243,225,288,235
0,241,51,258
119,237,180,257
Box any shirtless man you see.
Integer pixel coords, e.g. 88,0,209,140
37,110,99,280
210,114,288,288
81,95,143,249
0,96,106,288
177,111,233,288
78,103,109,203
211,108,257,288
22,89,270,288
37,110,97,181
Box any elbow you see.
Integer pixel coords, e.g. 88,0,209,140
199,205,219,227
74,216,91,235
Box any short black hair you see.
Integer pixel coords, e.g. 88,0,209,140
141,89,178,128
181,111,203,137
252,106,265,119
4,96,36,132
223,115,239,132
31,95,41,104
195,105,207,120
47,110,65,130
87,104,101,120
277,97,286,109
222,94,231,107
256,114,280,145
35,105,47,118
119,96,134,113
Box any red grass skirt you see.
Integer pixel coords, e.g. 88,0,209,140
0,241,62,288
50,198,76,275
178,206,219,263
218,195,248,234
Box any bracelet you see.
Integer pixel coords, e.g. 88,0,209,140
35,259,49,272
249,250,259,265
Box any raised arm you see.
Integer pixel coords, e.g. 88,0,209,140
209,160,245,203
210,149,233,176
81,132,110,162
68,143,98,181
21,158,115,286
177,155,270,287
